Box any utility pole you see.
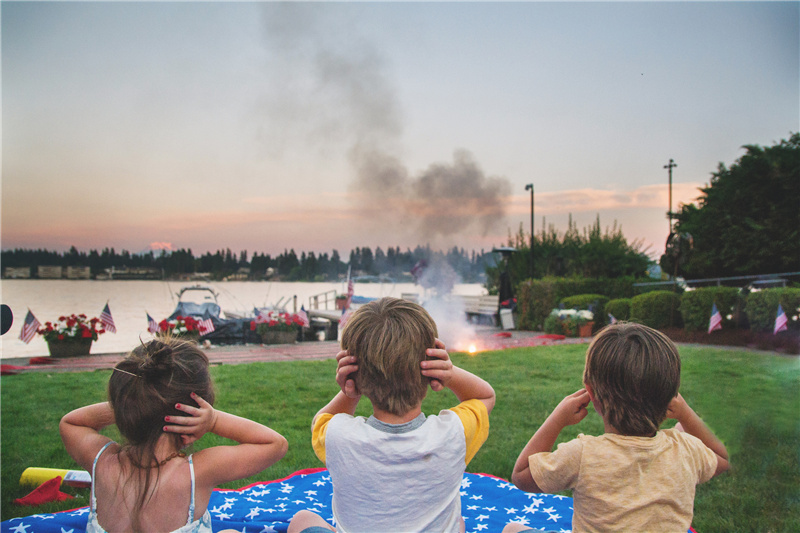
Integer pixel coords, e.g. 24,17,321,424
664,159,677,232
525,184,534,279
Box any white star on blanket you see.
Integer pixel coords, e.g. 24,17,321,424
5,468,698,533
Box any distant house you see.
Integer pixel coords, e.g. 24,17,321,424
4,267,31,279
66,266,92,279
38,266,63,279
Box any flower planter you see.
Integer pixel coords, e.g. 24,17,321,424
261,330,297,345
578,322,594,337
46,338,93,357
157,332,200,343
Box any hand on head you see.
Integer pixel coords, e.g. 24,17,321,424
162,392,218,447
421,338,452,392
552,389,592,427
336,350,360,399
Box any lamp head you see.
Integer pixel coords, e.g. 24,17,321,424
525,184,533,191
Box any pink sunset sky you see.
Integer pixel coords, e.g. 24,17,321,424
3,2,797,259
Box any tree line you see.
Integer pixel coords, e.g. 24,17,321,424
0,245,496,283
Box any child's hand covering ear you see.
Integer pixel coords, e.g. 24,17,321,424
421,338,453,392
336,349,360,399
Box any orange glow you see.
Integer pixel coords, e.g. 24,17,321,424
468,344,477,354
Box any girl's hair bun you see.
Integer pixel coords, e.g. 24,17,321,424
137,340,174,379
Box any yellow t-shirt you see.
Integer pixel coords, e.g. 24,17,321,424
312,398,489,465
529,428,718,533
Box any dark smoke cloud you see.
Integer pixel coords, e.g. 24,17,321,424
350,148,511,239
260,4,511,240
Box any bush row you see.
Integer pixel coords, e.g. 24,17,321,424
516,276,639,330
520,285,800,333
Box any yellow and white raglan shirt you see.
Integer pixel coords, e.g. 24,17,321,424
311,399,489,533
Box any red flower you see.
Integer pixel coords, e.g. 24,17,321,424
82,328,92,338
58,334,64,340
250,321,256,331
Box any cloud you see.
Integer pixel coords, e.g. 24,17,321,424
506,182,704,215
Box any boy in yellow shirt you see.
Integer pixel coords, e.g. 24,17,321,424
289,297,495,533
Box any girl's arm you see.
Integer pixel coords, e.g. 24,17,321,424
59,402,116,472
164,393,288,487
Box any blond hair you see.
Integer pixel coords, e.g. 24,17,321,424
583,322,680,437
341,297,438,416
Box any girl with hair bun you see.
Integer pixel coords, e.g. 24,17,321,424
60,338,288,533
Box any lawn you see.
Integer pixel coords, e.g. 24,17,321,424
2,344,798,531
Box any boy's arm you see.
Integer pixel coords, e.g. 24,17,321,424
420,339,496,414
59,402,116,472
668,393,730,476
511,389,590,492
311,349,361,429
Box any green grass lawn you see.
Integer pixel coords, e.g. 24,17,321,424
2,344,798,531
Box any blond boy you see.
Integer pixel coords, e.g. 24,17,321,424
508,322,729,533
289,297,495,533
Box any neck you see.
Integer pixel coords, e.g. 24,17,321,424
153,434,182,461
372,405,422,424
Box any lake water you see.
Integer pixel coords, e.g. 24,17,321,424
0,280,487,358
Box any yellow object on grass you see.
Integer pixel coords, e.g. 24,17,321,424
20,467,91,488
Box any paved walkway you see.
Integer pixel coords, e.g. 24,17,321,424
1,328,591,374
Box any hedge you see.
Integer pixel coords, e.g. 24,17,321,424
560,294,610,329
606,298,632,322
630,290,682,329
680,287,742,332
744,288,800,333
517,276,641,330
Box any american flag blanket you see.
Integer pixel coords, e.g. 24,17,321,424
1,468,576,533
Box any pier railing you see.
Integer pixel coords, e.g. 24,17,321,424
309,290,338,310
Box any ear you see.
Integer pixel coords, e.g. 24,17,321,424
584,382,596,402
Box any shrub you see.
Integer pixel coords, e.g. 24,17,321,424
605,298,632,322
745,288,800,333
543,309,594,337
680,287,742,332
517,277,640,331
517,279,558,330
630,290,682,329
560,294,609,330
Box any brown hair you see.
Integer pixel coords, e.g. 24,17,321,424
583,322,680,437
107,337,215,528
341,297,438,416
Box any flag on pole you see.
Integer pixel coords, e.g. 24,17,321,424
608,313,617,325
199,317,215,336
297,306,310,328
19,310,41,344
774,304,788,335
100,303,116,333
146,313,159,334
344,266,354,310
708,303,723,334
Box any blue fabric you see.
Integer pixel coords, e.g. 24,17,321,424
3,469,576,533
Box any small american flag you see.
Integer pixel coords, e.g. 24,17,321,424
774,304,788,335
19,310,41,344
608,313,617,325
146,313,159,334
708,303,723,334
199,317,215,336
100,303,116,333
297,306,310,328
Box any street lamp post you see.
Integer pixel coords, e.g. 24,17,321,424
664,159,677,232
525,184,534,279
